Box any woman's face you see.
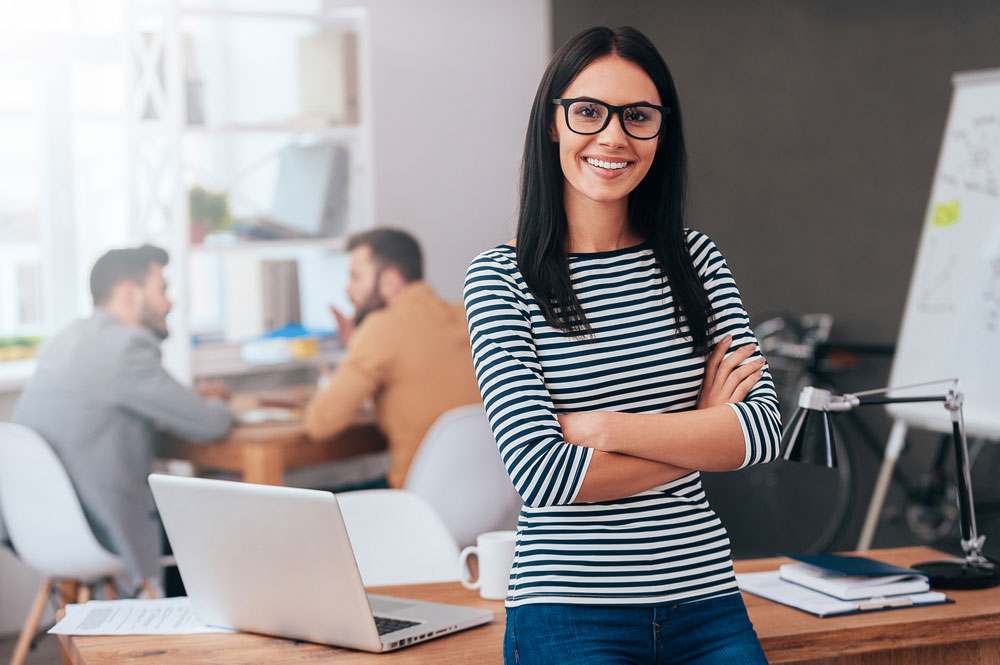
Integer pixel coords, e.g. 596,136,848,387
553,55,661,211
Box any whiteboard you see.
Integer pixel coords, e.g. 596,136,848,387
887,68,1000,438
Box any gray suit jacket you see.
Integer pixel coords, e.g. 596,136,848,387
7,310,231,581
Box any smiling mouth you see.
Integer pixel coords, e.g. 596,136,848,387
584,157,631,171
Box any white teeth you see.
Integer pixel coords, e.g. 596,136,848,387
586,157,628,170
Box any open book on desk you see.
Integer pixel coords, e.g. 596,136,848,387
737,571,950,617
779,553,930,600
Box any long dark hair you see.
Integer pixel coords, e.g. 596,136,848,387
516,26,713,353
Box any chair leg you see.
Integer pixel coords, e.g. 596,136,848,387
139,580,160,599
103,579,119,600
57,580,79,611
9,578,52,665
76,585,92,604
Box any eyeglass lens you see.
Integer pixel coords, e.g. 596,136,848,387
566,101,662,139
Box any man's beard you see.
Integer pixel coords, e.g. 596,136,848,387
141,311,169,341
353,291,387,327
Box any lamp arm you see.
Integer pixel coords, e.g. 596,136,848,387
853,395,948,406
948,398,986,561
848,378,958,398
845,389,985,563
821,394,949,411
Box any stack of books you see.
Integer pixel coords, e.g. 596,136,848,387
737,554,950,617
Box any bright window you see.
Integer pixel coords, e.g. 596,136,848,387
0,0,129,377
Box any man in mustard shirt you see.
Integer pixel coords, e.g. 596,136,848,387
304,229,482,488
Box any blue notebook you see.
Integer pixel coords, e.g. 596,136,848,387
781,554,929,578
778,554,931,600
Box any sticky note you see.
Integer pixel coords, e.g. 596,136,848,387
932,199,960,228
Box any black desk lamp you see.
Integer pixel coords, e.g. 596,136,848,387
781,380,1000,589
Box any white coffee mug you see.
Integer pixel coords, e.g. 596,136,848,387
458,530,516,600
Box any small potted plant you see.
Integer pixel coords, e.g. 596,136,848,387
189,185,233,244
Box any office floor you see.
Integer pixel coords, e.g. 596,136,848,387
0,631,62,665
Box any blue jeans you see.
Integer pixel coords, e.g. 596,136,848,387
503,593,768,665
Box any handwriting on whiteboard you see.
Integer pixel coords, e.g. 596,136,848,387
938,114,1000,198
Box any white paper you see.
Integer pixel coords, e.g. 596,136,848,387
737,571,947,617
48,597,234,635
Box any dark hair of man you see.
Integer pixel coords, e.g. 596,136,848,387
347,228,423,282
89,244,170,306
516,26,713,353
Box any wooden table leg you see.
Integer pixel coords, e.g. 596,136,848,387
242,443,284,485
56,580,80,665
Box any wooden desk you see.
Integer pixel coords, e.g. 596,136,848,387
58,547,1000,664
156,391,387,485
739,546,1000,664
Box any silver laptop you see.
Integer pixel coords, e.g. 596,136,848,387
148,474,493,652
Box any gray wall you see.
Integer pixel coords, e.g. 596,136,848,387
553,1,1000,554
554,0,1000,343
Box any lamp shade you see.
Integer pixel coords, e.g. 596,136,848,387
781,407,838,467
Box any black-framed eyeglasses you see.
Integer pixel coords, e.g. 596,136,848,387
552,98,669,140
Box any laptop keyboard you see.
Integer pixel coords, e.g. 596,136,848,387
374,616,421,635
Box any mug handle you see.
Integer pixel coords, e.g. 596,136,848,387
458,545,480,589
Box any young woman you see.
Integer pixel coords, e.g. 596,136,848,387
463,26,782,664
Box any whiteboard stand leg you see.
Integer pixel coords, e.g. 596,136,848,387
856,420,909,551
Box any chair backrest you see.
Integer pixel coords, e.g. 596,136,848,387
336,489,460,586
0,422,125,581
403,405,522,547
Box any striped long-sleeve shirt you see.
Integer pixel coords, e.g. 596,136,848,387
463,230,781,607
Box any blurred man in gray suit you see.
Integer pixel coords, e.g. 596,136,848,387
8,244,231,589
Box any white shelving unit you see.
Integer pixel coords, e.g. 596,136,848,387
179,123,363,140
187,236,347,258
125,2,374,383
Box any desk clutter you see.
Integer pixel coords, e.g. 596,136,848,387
737,553,950,617
236,406,300,425
56,547,1000,665
50,598,232,636
146,475,494,652
778,553,931,599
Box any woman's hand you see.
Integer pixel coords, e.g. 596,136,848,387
698,335,766,409
558,411,615,450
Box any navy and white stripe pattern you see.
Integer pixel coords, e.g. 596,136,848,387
463,230,781,607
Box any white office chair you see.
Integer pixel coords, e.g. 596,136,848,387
404,405,523,547
336,489,460,587
0,422,128,665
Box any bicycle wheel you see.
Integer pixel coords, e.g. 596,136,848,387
905,482,959,544
701,431,856,557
